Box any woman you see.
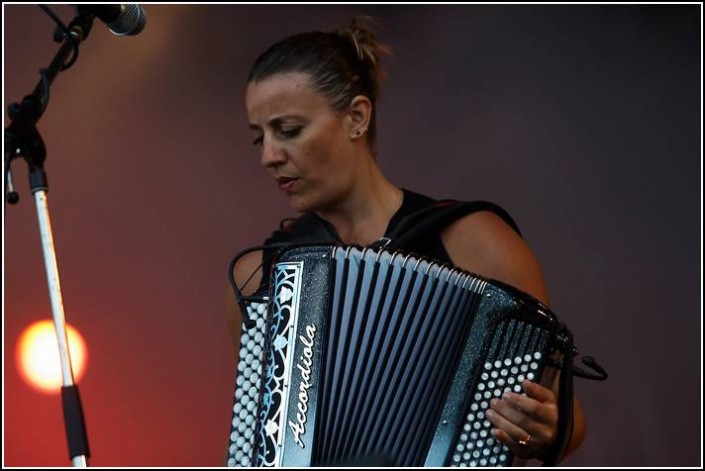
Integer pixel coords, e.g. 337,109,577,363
227,17,585,465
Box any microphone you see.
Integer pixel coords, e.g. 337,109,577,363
76,4,147,36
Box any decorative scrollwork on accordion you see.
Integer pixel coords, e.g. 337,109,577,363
228,244,567,467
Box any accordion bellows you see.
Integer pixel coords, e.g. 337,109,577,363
227,244,565,467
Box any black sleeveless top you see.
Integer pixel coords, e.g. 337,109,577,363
258,189,521,291
296,189,453,263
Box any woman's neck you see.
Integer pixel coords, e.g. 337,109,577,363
316,163,403,246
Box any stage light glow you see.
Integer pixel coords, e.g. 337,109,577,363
16,320,88,394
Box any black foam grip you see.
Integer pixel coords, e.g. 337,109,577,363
61,385,91,459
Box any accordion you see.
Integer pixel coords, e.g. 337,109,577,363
227,243,571,467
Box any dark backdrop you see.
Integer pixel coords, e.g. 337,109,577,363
3,4,701,467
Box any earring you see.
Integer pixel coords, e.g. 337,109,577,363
350,128,368,139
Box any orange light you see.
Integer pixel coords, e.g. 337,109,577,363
16,320,88,394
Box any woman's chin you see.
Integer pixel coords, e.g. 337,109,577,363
288,194,313,214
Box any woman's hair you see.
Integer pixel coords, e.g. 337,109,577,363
248,16,391,144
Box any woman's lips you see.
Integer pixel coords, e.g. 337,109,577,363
277,177,298,192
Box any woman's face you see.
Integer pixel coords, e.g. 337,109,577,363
245,72,359,213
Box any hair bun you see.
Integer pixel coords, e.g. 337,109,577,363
336,16,392,67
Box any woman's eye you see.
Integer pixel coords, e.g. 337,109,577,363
252,136,263,146
280,128,301,139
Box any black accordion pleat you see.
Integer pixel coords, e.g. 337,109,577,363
313,250,488,467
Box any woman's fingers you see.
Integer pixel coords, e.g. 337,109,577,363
486,409,535,458
485,380,559,459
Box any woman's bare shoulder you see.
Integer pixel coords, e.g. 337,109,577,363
440,210,549,304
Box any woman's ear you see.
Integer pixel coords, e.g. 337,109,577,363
347,95,372,139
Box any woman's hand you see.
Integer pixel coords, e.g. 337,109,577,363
485,379,558,460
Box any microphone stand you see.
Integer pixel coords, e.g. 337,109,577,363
5,10,97,468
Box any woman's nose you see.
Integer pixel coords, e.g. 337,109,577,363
260,136,287,168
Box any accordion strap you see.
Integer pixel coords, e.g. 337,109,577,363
541,328,575,466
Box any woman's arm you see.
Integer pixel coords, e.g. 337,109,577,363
226,250,264,351
441,210,586,462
